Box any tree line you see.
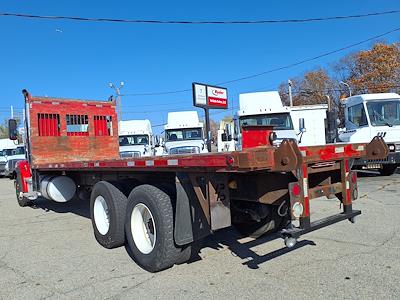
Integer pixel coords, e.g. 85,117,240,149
278,42,400,107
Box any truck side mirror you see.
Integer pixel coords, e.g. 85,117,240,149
299,118,306,133
8,119,18,140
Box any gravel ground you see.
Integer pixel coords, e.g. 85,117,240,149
0,171,399,300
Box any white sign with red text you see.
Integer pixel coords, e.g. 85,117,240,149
206,86,228,108
193,82,228,109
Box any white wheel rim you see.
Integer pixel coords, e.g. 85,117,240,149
131,203,156,254
93,196,110,235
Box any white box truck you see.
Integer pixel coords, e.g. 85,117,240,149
290,104,329,146
164,111,208,154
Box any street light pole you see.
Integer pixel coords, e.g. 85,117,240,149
288,80,293,106
109,81,124,121
339,81,352,97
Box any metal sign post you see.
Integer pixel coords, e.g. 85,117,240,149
204,107,211,152
192,82,228,152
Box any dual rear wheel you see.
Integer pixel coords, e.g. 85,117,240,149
90,182,190,272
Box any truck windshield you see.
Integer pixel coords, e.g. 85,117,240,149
239,113,293,130
366,100,400,127
166,128,203,141
119,135,149,146
3,147,25,156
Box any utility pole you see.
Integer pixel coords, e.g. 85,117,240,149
109,81,124,121
288,80,293,107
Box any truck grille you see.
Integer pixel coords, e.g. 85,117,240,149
120,151,141,158
368,156,390,163
170,146,200,155
7,159,21,172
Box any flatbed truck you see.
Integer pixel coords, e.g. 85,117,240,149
10,90,388,272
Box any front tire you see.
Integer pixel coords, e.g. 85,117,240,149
15,171,32,207
379,165,398,176
125,184,186,272
90,181,128,249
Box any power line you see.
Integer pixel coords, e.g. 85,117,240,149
1,10,399,25
123,26,400,97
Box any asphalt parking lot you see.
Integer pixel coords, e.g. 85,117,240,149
1,172,399,300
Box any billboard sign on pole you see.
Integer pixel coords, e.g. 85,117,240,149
192,83,228,109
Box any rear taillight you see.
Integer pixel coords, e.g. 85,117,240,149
291,183,301,197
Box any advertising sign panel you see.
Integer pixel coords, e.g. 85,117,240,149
193,83,228,109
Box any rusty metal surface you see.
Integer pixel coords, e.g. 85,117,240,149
366,136,389,160
229,172,291,205
273,139,301,171
25,91,120,166
208,174,231,231
188,173,211,225
308,182,342,200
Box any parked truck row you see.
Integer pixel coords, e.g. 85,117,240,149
217,91,400,175
8,89,389,272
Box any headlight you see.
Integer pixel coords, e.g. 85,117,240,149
388,144,395,151
395,144,400,152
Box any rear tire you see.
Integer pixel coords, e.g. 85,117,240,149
125,184,188,272
90,181,128,249
379,165,398,176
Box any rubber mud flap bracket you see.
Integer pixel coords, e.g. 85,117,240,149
366,136,389,160
273,139,301,171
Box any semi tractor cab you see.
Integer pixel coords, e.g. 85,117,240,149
0,138,18,176
164,111,208,155
339,93,400,175
234,91,297,150
3,145,26,178
119,120,154,158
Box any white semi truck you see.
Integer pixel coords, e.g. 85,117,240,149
0,138,18,176
288,93,400,175
118,120,154,158
218,91,298,152
338,93,400,175
164,111,208,154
